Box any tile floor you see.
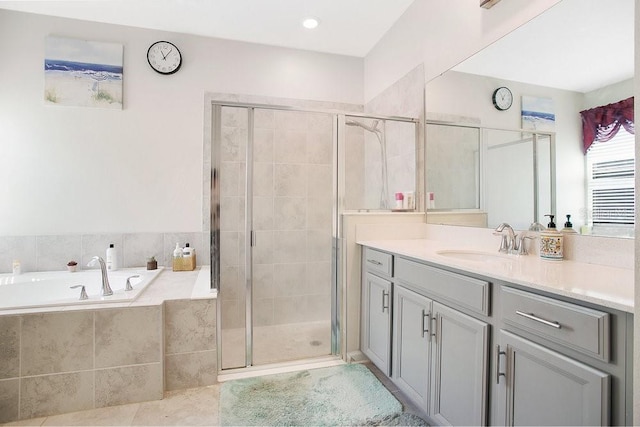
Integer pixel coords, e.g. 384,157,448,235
3,363,428,426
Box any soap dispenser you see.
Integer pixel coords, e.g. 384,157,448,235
562,214,577,234
540,214,563,260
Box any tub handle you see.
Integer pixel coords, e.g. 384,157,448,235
125,275,141,291
70,285,88,300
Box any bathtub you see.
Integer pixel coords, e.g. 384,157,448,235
0,267,163,311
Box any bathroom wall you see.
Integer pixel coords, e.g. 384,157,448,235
363,0,561,102
0,231,207,274
0,9,363,236
633,3,640,424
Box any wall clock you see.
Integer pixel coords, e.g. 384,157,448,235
492,86,513,111
147,41,182,75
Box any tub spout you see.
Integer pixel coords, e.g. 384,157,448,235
87,256,113,296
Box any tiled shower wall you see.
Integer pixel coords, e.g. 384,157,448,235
219,107,333,329
0,232,209,274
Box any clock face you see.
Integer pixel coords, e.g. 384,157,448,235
147,41,182,75
492,87,513,111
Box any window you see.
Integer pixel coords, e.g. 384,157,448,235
586,128,635,236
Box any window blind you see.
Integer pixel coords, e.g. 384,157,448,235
586,129,635,225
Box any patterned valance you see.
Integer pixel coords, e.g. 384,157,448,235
580,97,634,153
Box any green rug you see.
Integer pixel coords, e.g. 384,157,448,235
219,364,407,426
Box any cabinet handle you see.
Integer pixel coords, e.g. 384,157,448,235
495,345,506,384
431,314,437,341
367,259,383,266
421,310,430,338
382,290,389,312
515,310,561,329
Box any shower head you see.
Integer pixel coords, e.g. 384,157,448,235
345,119,381,133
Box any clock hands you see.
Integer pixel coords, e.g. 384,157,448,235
160,47,173,61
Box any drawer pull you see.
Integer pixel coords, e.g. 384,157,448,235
516,310,561,329
367,259,383,266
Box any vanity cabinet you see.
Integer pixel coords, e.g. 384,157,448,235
392,285,431,407
382,254,490,425
430,301,489,426
494,330,610,426
494,286,613,426
361,248,393,376
392,285,489,425
360,244,631,426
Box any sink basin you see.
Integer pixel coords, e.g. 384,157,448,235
436,250,513,263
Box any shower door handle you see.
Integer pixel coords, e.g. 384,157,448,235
251,230,256,247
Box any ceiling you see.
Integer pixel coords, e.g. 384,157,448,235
0,0,414,57
452,0,635,93
1,0,633,91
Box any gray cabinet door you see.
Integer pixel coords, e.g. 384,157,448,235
362,272,392,375
494,330,610,426
392,285,432,408
430,302,489,426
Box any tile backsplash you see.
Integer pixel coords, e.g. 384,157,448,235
0,232,210,274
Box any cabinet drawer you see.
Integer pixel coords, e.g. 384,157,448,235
364,248,393,277
500,286,610,361
394,257,489,316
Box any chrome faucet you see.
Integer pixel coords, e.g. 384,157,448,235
494,223,516,253
87,256,113,296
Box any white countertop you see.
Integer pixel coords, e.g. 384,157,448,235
359,239,634,313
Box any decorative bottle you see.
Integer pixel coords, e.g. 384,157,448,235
539,214,563,260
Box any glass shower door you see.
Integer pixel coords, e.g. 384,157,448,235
250,108,335,365
218,105,249,369
217,105,336,369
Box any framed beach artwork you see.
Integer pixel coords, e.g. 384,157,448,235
521,96,555,131
44,36,123,109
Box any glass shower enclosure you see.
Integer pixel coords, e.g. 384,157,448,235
211,103,419,371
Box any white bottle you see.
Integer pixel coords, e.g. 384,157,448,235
182,243,192,257
173,243,183,258
106,243,118,271
12,260,21,275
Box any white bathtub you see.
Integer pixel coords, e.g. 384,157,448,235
0,267,163,311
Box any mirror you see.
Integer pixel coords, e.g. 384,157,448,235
426,123,553,230
424,0,634,236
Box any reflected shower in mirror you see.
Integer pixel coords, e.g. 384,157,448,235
426,122,553,230
424,0,634,237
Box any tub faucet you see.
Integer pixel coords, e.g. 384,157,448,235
87,256,113,296
494,223,516,253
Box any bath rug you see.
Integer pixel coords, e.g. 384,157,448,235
219,363,405,426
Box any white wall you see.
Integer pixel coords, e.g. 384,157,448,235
634,0,640,423
0,9,363,235
583,78,634,109
363,0,561,102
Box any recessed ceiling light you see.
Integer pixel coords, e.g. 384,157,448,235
302,17,320,30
